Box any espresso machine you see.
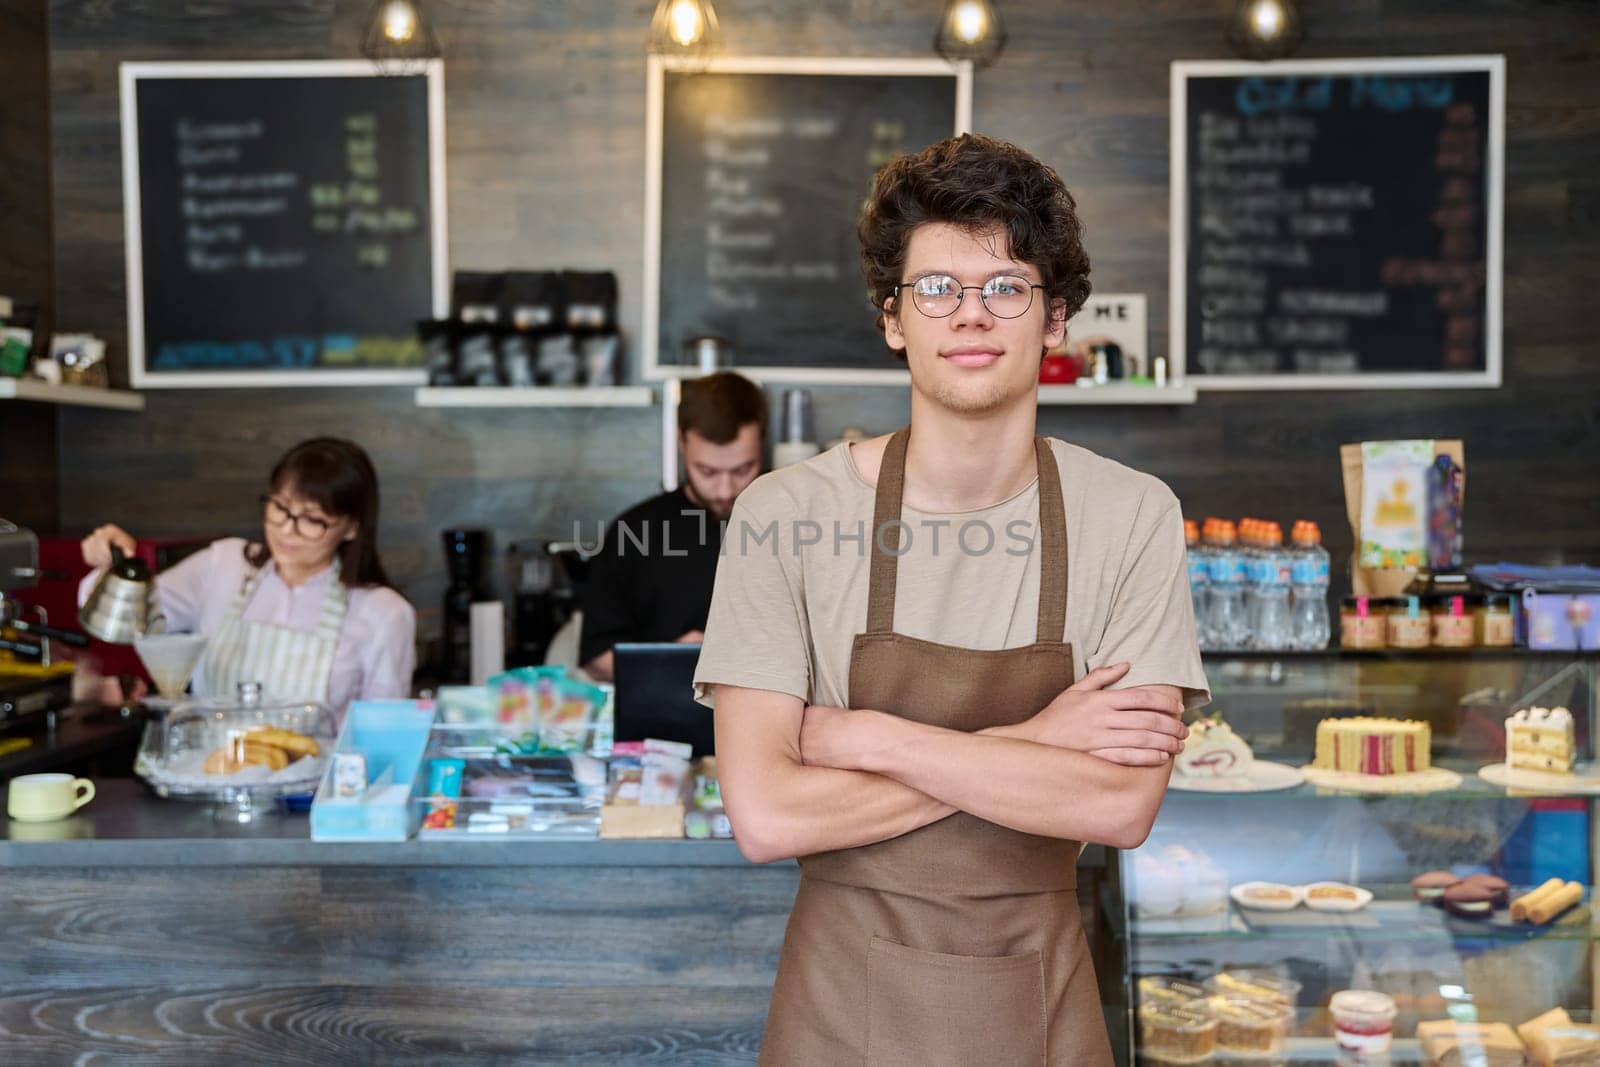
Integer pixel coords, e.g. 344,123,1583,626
0,518,87,723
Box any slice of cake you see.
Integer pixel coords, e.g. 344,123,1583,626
1313,717,1431,775
1175,716,1254,778
1507,707,1575,775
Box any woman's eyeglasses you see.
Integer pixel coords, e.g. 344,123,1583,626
261,495,333,538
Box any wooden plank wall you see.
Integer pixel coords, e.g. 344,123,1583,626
38,0,1600,631
0,0,60,532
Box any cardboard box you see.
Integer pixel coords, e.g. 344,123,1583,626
600,802,684,839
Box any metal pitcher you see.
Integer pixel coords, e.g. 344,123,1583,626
79,545,165,644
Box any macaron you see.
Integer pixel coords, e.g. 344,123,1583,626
1462,873,1510,906
1412,871,1459,905
1443,881,1496,919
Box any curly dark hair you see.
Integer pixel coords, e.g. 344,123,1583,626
858,133,1091,359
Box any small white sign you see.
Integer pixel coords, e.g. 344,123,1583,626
1061,293,1149,377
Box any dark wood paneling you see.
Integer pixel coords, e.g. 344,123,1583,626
0,0,60,533
39,0,1600,639
0,863,791,1063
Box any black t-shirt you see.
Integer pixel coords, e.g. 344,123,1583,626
579,487,722,666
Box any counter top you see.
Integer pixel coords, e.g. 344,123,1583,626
1,777,766,869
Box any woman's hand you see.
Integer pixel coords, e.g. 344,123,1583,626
1010,662,1188,767
80,524,137,569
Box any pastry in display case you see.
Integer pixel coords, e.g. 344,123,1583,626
1108,648,1600,1065
134,680,337,821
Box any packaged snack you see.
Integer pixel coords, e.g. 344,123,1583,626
536,673,607,754
1207,969,1301,1007
1330,990,1396,1055
1138,975,1208,1006
333,752,368,799
1139,1003,1217,1063
1210,996,1290,1055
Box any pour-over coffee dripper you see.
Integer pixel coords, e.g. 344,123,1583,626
133,632,207,700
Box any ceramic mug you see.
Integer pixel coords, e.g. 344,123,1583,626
7,773,95,822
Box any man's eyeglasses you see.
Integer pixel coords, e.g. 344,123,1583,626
261,495,334,538
890,274,1046,319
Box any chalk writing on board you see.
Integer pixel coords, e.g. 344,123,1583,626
1181,66,1494,380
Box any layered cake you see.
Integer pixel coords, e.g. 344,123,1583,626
1174,716,1254,778
1506,706,1575,775
1313,717,1431,776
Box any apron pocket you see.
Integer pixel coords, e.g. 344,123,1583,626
866,935,1046,1067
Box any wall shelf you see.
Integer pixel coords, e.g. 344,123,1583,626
1037,383,1196,406
0,379,145,411
414,386,656,409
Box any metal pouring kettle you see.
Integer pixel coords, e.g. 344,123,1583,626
79,545,165,644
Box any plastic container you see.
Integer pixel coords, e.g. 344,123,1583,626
1330,989,1396,1055
1209,995,1291,1056
1387,595,1431,649
1432,594,1477,648
1206,969,1302,1007
1340,596,1387,649
1139,1003,1217,1064
1138,975,1209,1007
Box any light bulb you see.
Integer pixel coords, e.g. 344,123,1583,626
1249,0,1284,40
951,1,986,44
668,0,704,46
381,0,416,44
1226,0,1302,59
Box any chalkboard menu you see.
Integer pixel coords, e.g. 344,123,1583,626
121,61,447,387
1172,57,1504,389
645,57,970,383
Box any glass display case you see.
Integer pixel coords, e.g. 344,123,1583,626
1108,649,1600,1065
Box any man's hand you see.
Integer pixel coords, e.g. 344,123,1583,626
675,629,705,644
1010,661,1188,766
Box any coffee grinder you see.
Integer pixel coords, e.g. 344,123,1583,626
441,529,488,684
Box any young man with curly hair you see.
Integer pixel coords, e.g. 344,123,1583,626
693,134,1210,1064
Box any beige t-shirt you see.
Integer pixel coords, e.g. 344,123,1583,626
693,437,1210,714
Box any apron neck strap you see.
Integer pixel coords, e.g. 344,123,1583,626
865,427,1070,642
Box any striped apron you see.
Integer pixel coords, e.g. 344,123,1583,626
195,560,348,706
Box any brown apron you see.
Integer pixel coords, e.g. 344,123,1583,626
759,427,1112,1066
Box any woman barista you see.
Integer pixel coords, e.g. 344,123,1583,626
79,437,415,712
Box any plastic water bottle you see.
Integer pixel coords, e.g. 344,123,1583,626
1185,519,1210,648
1208,520,1249,650
1254,522,1294,650
1240,518,1264,645
1291,520,1332,650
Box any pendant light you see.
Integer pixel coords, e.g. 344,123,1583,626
648,0,722,64
1226,0,1304,61
934,0,1006,68
361,0,441,74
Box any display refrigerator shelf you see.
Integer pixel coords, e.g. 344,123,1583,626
1131,886,1596,944
1203,647,1600,661
1136,1037,1425,1065
1164,759,1600,801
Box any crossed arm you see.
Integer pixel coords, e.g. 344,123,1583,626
712,662,1188,864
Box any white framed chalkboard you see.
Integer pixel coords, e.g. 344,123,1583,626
121,60,448,388
1171,56,1505,390
643,56,972,384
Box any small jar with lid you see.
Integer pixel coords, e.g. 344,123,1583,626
1431,595,1477,648
1478,593,1516,647
1340,596,1387,649
1388,595,1431,649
